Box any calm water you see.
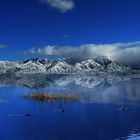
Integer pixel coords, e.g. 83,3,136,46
0,74,140,140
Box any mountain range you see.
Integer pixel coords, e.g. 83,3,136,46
0,56,132,74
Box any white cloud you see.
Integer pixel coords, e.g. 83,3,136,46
40,0,75,12
26,41,140,67
28,45,55,55
0,45,7,49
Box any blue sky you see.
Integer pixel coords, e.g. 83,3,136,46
0,0,140,61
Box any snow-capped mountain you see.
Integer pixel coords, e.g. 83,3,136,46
0,57,131,74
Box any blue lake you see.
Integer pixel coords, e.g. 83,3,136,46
0,74,140,140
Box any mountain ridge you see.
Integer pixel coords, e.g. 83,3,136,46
0,56,132,74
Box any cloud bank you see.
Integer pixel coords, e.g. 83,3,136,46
40,0,75,12
26,41,140,67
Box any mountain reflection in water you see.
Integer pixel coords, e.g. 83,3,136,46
0,74,140,140
0,74,140,106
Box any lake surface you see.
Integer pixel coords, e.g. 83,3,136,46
0,74,140,140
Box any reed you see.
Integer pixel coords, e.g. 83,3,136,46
24,93,78,102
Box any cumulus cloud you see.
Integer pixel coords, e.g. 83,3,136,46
26,41,140,67
40,0,75,12
0,45,7,49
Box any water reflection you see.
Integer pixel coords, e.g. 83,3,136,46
0,74,140,106
122,133,140,140
0,73,130,89
0,74,140,140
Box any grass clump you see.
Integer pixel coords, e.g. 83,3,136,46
24,93,78,102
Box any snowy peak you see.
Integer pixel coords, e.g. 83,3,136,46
94,56,112,67
0,57,131,74
23,58,52,65
75,59,103,72
48,60,72,73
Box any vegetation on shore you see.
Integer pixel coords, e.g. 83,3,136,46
24,93,78,102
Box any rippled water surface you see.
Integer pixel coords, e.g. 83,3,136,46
0,74,140,140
